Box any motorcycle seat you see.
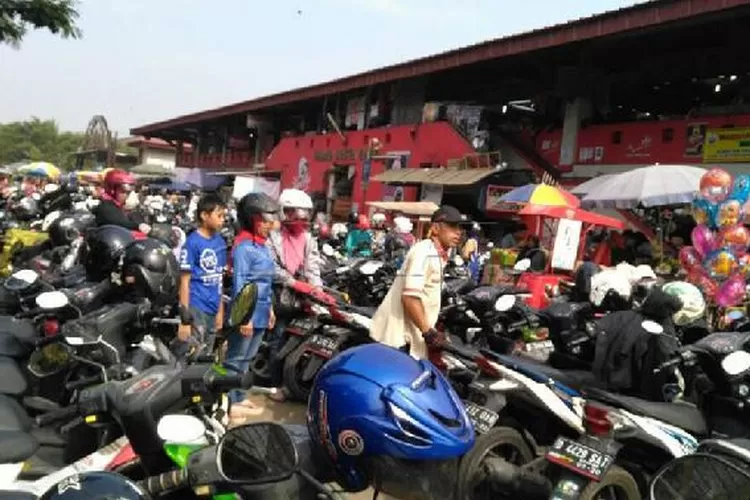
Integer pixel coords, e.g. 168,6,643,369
0,357,27,396
346,305,377,318
585,388,708,437
0,394,32,432
0,493,35,500
483,350,605,391
0,430,39,464
0,316,35,343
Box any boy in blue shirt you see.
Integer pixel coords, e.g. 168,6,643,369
177,193,227,356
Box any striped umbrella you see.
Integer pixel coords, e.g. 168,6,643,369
499,183,580,208
18,162,61,179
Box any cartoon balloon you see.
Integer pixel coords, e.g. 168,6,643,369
692,198,717,228
720,224,750,256
738,254,750,278
691,224,717,257
687,268,719,299
700,168,733,203
679,246,702,271
716,274,746,307
716,199,744,229
731,174,750,206
705,248,738,280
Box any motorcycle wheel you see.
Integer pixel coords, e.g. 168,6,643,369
283,342,316,402
577,465,640,500
455,427,534,500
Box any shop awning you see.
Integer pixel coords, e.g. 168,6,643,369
373,167,497,186
366,201,439,217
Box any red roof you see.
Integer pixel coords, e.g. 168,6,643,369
131,0,750,135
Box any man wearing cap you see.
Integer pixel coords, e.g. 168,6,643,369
370,205,464,359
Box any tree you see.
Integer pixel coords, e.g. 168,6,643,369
0,0,81,47
0,118,84,169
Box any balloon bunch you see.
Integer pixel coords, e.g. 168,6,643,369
680,168,750,307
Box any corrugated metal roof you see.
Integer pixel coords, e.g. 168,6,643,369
373,167,497,186
131,0,750,136
366,201,439,216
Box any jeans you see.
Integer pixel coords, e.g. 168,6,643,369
171,307,216,363
268,317,289,387
224,327,267,403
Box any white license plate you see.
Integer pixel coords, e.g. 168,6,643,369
546,436,615,481
308,334,340,358
464,401,499,434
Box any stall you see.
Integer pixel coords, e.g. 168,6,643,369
366,201,440,238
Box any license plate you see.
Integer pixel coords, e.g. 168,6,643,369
307,334,340,358
287,318,316,335
464,401,498,434
546,436,615,481
525,340,554,352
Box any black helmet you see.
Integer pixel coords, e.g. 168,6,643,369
39,471,150,499
348,211,359,225
237,192,279,231
84,225,135,281
121,238,179,306
49,212,96,247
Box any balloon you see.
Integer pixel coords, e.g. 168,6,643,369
687,268,719,298
705,248,738,280
716,199,744,228
720,224,750,256
679,246,702,271
692,198,718,229
691,224,717,257
738,254,750,278
731,174,750,206
716,274,746,307
700,168,733,203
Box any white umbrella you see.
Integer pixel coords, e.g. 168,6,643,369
570,174,616,196
581,164,706,209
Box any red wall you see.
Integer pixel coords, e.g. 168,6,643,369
536,114,750,167
263,122,475,207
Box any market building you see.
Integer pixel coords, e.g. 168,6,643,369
131,0,750,221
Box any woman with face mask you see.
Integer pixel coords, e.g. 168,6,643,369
93,169,150,234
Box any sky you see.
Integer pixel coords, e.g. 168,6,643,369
0,0,643,135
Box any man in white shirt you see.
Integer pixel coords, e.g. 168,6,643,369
370,206,464,359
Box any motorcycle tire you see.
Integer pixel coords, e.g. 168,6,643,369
455,427,534,500
577,465,640,500
283,342,315,403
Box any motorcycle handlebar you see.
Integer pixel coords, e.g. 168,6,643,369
201,369,254,394
36,404,78,427
140,469,189,496
65,373,103,391
652,351,694,374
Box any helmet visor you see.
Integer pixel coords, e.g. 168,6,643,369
284,208,311,221
260,212,278,223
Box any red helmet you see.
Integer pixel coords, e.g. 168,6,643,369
356,214,370,230
103,169,136,193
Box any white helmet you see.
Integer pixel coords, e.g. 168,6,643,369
279,189,313,221
371,213,387,226
393,216,413,234
662,281,706,326
331,222,348,238
44,183,60,194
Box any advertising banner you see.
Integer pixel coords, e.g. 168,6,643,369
703,128,750,162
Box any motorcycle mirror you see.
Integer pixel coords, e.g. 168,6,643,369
9,269,39,286
36,291,69,310
514,259,531,272
359,260,383,276
721,351,750,377
650,453,750,500
157,414,208,445
322,243,335,257
228,283,257,328
641,320,664,334
218,422,298,484
494,295,516,312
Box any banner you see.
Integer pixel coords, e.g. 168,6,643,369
551,218,582,271
703,128,750,162
484,185,521,212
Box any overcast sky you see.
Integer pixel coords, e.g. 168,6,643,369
0,0,641,135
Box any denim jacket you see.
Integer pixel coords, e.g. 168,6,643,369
232,239,275,329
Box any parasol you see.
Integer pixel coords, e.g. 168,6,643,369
570,174,616,196
18,162,60,179
519,204,625,229
499,183,580,207
581,165,706,209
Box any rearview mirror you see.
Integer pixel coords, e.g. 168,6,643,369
218,422,298,484
359,261,383,276
157,414,208,445
495,295,516,312
228,283,256,328
322,244,334,257
722,351,750,377
650,452,750,500
6,269,39,292
36,291,69,310
641,320,664,334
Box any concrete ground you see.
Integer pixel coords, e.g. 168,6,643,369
243,393,374,500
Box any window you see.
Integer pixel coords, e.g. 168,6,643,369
345,96,366,130
662,128,674,143
611,131,622,144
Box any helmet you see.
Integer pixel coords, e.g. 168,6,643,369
348,211,360,226
48,212,96,247
121,238,179,306
237,192,279,231
39,471,149,499
371,213,386,228
331,223,348,239
355,214,370,230
103,169,136,196
662,281,706,325
84,225,135,281
279,189,313,220
307,344,474,492
393,216,413,234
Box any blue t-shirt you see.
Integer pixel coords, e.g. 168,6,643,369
180,230,227,315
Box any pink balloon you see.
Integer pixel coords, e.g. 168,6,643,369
691,224,717,257
716,274,746,307
679,247,702,271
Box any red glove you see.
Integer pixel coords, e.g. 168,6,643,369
311,288,336,306
291,280,314,295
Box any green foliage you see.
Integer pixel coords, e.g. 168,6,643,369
0,118,84,170
0,0,81,47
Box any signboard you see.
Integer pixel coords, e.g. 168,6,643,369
703,128,750,162
551,218,582,271
484,185,522,212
